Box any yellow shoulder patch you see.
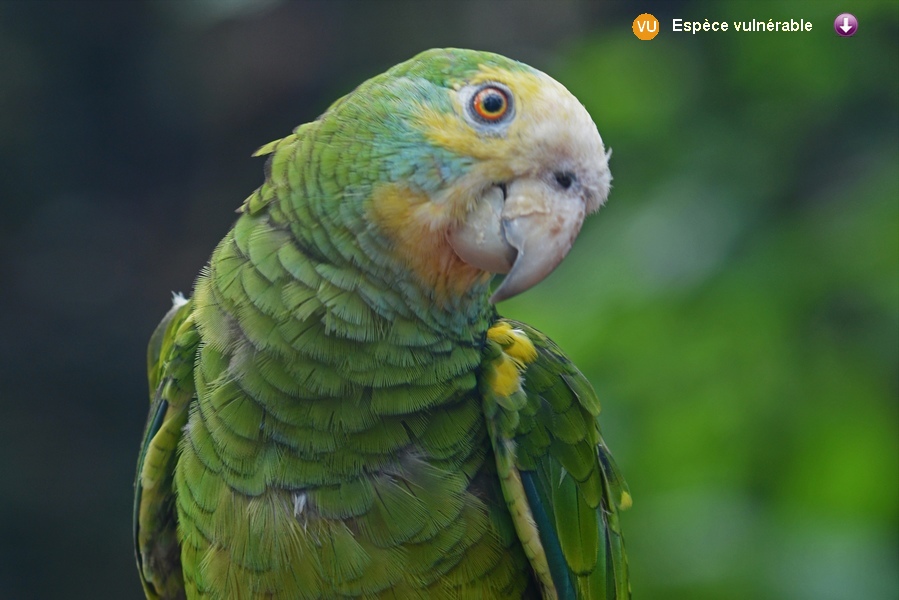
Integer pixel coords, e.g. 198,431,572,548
485,321,538,400
487,321,538,364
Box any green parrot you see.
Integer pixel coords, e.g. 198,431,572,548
135,48,630,599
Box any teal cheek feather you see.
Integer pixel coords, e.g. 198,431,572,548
373,77,476,193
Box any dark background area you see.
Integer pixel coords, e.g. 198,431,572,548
0,1,896,598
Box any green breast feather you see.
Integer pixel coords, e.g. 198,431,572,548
135,48,628,599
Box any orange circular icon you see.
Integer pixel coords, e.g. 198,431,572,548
633,13,659,40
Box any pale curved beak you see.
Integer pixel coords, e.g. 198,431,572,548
447,177,586,303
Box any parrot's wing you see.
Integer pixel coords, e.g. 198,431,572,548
484,319,630,600
135,296,198,600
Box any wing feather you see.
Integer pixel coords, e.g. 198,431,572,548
134,297,198,600
484,318,630,599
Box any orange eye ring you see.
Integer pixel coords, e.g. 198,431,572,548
471,85,511,122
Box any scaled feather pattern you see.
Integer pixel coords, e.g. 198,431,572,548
135,48,629,600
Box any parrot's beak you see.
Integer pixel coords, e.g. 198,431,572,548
447,176,587,303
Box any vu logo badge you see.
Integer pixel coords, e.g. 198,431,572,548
633,13,659,40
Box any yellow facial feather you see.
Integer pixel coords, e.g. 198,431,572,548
414,65,605,213
416,69,549,162
409,71,546,227
368,64,606,301
368,182,489,300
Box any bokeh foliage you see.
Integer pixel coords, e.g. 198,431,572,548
504,1,899,598
0,1,895,598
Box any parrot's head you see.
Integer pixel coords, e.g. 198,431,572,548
320,48,610,305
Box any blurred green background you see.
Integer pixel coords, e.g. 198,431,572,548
0,1,896,598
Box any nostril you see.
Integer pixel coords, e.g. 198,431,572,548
554,171,576,190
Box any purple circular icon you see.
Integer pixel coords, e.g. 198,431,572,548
834,13,858,37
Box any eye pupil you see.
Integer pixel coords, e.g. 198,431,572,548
481,93,504,114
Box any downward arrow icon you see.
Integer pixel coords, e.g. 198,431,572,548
835,13,858,36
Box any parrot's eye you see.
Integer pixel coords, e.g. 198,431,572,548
467,84,514,125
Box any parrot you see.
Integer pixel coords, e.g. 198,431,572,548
135,47,631,600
